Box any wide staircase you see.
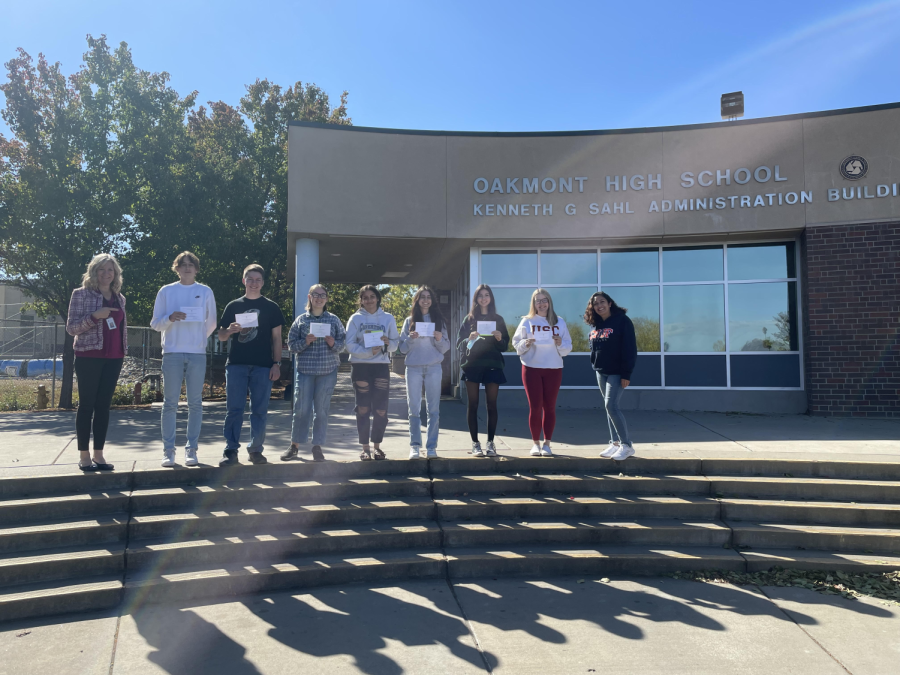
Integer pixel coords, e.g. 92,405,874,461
2,456,900,622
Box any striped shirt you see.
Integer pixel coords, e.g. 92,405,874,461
287,311,346,375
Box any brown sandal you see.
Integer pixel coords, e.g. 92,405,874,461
372,448,386,461
360,448,372,461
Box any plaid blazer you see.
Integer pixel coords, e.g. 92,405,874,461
66,287,128,353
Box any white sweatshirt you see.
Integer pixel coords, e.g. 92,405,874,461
150,282,218,354
512,315,573,369
345,307,400,365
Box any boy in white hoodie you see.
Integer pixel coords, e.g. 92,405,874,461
512,288,572,457
345,285,400,460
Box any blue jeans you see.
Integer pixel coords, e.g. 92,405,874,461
406,363,442,450
161,353,207,451
224,365,274,452
291,368,338,445
597,373,632,447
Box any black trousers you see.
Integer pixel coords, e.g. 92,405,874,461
351,363,391,444
74,357,123,452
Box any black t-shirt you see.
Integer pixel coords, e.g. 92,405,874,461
218,296,285,367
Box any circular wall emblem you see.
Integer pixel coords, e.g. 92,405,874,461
840,155,868,180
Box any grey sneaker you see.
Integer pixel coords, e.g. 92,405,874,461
426,447,438,459
161,449,176,468
471,442,484,457
184,448,198,466
485,441,498,456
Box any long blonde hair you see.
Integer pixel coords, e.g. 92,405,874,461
81,254,123,294
526,288,558,326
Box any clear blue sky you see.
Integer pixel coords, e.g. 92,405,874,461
2,0,900,136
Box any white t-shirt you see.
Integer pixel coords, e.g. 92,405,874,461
512,315,573,369
150,282,218,354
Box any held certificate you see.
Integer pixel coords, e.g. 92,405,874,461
363,331,384,348
235,312,259,328
533,329,553,343
477,321,497,336
180,306,204,322
309,322,331,338
415,322,435,337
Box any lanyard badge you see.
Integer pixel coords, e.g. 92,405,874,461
106,317,116,330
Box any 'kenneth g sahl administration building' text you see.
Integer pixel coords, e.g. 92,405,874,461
288,103,900,417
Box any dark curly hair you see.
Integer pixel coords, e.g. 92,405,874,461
583,291,627,325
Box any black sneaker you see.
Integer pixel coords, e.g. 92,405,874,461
281,445,299,461
248,451,268,465
311,445,325,462
219,449,238,467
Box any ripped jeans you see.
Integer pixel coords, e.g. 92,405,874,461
351,363,391,444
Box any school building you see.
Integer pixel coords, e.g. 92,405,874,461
287,102,900,417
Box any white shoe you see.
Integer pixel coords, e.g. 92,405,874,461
530,443,542,457
409,447,421,460
540,443,553,457
426,447,438,459
600,442,619,458
161,449,175,467
472,442,485,457
485,441,498,457
185,448,199,466
612,444,635,461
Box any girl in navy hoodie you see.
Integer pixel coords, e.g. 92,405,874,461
584,292,638,460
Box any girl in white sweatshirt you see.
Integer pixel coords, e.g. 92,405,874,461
512,288,572,457
345,285,400,460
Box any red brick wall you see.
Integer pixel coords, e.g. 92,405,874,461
802,221,900,417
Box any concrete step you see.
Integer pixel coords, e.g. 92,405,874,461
742,548,900,574
731,522,900,553
0,576,122,623
0,491,131,525
721,499,900,526
429,457,702,476
127,522,442,571
432,473,710,498
129,475,431,512
124,548,446,605
701,459,900,481
129,497,436,540
441,519,731,548
436,495,721,521
445,545,747,578
710,476,900,503
0,544,124,587
0,470,130,499
0,516,128,554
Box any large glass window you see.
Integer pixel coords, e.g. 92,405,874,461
729,282,798,351
663,247,723,282
663,285,725,352
728,242,796,280
603,286,661,352
601,249,659,284
546,287,593,352
491,287,534,351
541,251,597,285
481,251,537,285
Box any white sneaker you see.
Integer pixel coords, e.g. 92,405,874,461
185,448,198,466
485,441,498,457
426,447,438,459
161,449,175,467
472,442,485,457
612,444,635,461
600,442,620,458
530,443,542,456
540,443,553,457
409,447,421,460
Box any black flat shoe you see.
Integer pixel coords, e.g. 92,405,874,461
78,463,98,472
93,463,114,471
311,445,325,462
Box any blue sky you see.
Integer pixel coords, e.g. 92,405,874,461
2,0,900,137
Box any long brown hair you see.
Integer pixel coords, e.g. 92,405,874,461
467,284,499,321
526,288,558,327
357,284,382,309
583,291,627,325
409,285,445,331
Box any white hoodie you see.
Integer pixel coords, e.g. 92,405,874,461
512,315,573,369
345,307,400,365
150,282,218,354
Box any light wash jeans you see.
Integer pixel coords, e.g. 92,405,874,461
406,363,442,450
291,368,338,445
161,352,207,451
597,373,632,447
224,365,274,452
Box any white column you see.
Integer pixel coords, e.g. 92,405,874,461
294,238,319,319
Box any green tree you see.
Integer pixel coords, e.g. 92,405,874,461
379,284,417,323
632,317,661,352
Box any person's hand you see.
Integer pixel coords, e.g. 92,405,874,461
225,322,242,335
305,333,317,345
92,307,120,320
553,335,562,346
621,379,630,389
269,364,281,382
409,331,420,339
371,346,382,355
524,338,535,349
433,331,442,342
468,331,479,341
491,330,502,341
325,335,335,348
381,335,389,345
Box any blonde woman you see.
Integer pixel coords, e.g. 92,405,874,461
512,289,572,457
66,254,128,471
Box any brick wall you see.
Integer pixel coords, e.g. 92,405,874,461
802,221,900,417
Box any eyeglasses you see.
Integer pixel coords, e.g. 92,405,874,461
310,293,327,299
535,298,550,305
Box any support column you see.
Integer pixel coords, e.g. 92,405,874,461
294,238,319,319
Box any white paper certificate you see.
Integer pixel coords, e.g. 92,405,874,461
235,312,259,328
533,329,553,343
477,321,497,335
309,322,331,338
180,306,204,322
416,322,435,337
363,331,384,348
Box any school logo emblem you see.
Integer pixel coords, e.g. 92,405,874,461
840,156,868,180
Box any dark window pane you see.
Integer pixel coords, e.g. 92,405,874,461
728,242,796,280
663,285,725,352
664,355,727,386
541,251,597,285
491,287,535,352
730,354,801,387
601,249,659,283
729,282,797,351
482,251,537,285
663,247,723,282
602,286,660,352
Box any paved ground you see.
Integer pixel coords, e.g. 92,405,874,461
2,576,898,674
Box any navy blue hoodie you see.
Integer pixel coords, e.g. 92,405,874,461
589,310,638,379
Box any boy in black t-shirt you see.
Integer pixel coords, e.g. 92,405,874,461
217,264,285,466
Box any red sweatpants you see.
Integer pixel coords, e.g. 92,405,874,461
522,366,563,441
